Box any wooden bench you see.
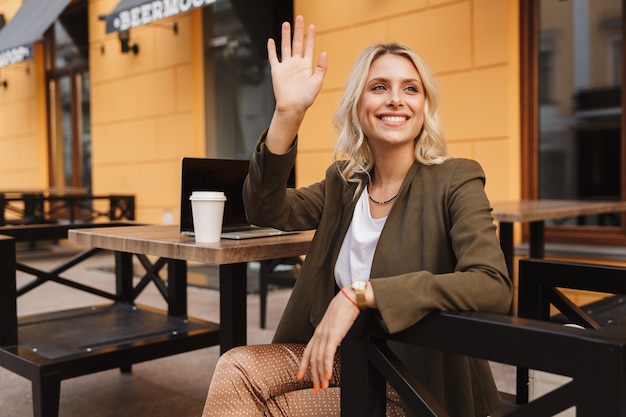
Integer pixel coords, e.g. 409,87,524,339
0,222,220,417
340,258,626,416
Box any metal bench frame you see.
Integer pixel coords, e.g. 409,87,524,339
0,222,220,417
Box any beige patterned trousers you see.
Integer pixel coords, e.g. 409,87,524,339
202,343,406,417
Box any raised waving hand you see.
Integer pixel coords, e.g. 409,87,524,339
266,15,327,154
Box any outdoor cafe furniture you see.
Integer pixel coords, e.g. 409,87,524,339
1,224,313,417
491,199,626,277
341,257,626,416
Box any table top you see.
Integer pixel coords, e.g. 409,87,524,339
491,199,626,223
67,200,626,261
68,225,314,265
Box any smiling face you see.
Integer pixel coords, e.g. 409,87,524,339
357,53,425,155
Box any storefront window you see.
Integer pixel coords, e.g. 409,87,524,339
46,2,91,192
537,0,623,228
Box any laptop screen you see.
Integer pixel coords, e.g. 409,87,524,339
179,157,295,234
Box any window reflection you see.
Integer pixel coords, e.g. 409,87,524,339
538,0,622,227
204,0,291,159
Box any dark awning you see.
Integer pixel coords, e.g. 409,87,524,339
105,0,216,33
0,0,71,68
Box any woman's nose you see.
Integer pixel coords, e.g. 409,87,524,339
387,92,402,107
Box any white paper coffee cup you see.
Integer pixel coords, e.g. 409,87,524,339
190,191,227,243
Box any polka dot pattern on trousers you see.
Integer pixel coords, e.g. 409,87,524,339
201,343,405,417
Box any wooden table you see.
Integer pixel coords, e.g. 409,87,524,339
491,199,626,277
69,224,314,353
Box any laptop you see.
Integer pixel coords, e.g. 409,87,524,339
179,157,298,239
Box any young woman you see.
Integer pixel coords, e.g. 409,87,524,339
202,15,512,417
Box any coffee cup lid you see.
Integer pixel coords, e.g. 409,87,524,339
190,191,227,201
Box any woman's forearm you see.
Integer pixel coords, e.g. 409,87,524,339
265,108,306,155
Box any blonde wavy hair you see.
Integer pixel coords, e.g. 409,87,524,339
332,43,449,192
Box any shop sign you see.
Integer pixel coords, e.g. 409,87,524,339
106,0,216,33
0,45,31,68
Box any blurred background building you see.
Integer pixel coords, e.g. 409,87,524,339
0,0,623,247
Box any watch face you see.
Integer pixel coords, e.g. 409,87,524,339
352,280,367,290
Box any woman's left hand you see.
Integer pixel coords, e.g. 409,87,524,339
297,289,360,392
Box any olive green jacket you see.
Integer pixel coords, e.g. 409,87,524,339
243,136,512,417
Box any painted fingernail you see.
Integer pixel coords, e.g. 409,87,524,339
296,371,302,380
325,373,330,381
322,382,327,390
313,385,319,394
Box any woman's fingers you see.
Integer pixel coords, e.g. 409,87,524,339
297,292,360,393
278,15,317,62
303,21,317,61
323,343,336,388
299,333,334,392
267,38,278,67
312,330,339,390
298,341,323,393
315,51,328,78
280,20,291,61
268,15,325,109
312,335,327,389
297,343,311,381
291,15,305,58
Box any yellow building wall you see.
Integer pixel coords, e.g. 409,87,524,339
0,0,520,225
89,0,206,223
294,0,521,204
0,0,49,192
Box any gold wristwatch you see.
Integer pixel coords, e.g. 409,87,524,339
351,280,368,309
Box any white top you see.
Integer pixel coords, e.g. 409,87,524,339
334,188,387,289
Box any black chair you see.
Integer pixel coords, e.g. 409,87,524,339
258,256,302,328
340,258,626,416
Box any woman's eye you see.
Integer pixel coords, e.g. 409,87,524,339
372,84,386,91
405,85,419,93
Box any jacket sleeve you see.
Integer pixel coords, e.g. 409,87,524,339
370,159,513,334
243,132,326,231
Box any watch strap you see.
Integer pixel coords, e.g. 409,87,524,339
354,289,366,309
351,280,367,309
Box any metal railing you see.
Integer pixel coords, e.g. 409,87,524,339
0,193,135,226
